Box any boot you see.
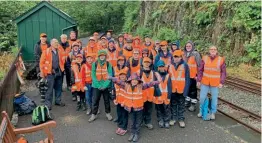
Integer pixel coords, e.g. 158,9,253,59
76,102,81,111
188,103,196,112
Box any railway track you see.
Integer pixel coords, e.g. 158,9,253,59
217,96,261,133
225,76,261,95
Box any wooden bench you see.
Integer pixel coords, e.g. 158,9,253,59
0,111,56,143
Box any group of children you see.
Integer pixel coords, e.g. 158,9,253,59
56,31,221,142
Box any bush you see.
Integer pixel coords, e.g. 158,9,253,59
156,27,179,42
135,26,152,39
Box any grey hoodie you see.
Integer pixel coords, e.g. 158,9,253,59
183,41,201,67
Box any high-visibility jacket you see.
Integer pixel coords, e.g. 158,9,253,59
141,71,155,102
124,84,144,111
96,62,108,81
201,55,224,87
154,74,170,105
40,44,48,52
59,44,71,63
81,63,92,83
151,49,157,59
129,58,140,74
169,64,185,93
107,49,118,67
115,83,126,106
40,48,65,77
143,42,154,51
187,56,197,78
123,48,133,59
113,67,128,78
83,44,98,59
68,39,78,47
71,63,84,92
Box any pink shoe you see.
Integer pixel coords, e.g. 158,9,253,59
119,129,127,136
116,128,121,134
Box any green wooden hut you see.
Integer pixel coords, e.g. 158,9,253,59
14,1,77,62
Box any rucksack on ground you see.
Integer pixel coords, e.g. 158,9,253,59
14,92,37,116
32,105,53,125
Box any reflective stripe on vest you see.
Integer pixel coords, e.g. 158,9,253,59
155,74,169,105
170,64,186,93
141,71,154,102
187,56,197,78
96,62,108,81
201,56,223,86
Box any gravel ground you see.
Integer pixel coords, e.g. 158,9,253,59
218,104,261,131
20,79,38,92
219,86,261,116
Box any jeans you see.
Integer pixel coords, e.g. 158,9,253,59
199,84,219,114
92,88,111,115
170,93,185,121
186,78,198,104
117,104,128,130
143,101,153,124
131,109,143,134
63,64,71,87
85,84,93,106
156,104,170,122
45,74,63,108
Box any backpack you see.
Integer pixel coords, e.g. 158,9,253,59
32,105,53,125
14,92,37,116
201,97,210,121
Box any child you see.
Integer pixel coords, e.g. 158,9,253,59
71,54,86,111
154,60,172,128
81,53,94,115
114,69,128,136
168,50,190,128
109,73,159,142
140,57,159,130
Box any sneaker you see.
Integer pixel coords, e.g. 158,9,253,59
132,134,139,142
106,113,113,121
169,120,176,126
86,108,92,115
188,104,196,112
116,128,121,135
164,122,170,129
128,134,135,142
113,118,118,123
197,112,202,118
119,129,127,136
144,123,153,130
210,113,215,120
88,114,97,122
72,96,76,101
178,121,185,128
158,121,164,128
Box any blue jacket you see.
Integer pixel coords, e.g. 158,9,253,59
172,59,190,97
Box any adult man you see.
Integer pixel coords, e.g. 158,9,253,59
89,50,113,122
183,41,201,112
68,31,78,47
126,49,141,75
40,39,65,110
122,39,134,59
34,33,50,74
59,34,71,90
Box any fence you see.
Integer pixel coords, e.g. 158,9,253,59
0,49,22,117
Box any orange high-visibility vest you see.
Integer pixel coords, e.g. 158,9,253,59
143,42,154,51
40,44,48,52
129,58,140,75
123,84,144,110
115,84,126,106
170,64,185,93
160,56,172,66
95,62,108,81
58,44,71,63
154,74,170,105
83,44,98,59
187,56,197,78
141,71,155,102
71,64,84,92
123,48,133,59
40,48,65,77
107,50,118,67
81,64,92,83
201,55,224,87
151,49,157,59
